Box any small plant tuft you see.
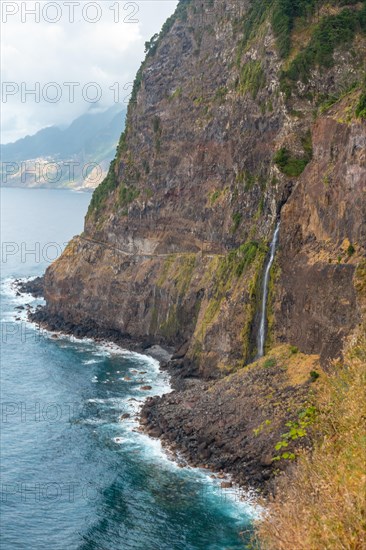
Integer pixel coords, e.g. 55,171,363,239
274,139,312,178
231,212,243,233
355,90,366,119
310,370,320,382
264,357,277,368
347,243,355,256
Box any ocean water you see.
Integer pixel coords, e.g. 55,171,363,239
0,188,257,549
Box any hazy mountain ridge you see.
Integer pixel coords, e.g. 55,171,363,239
1,105,126,190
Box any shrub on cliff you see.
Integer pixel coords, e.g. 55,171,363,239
356,89,366,119
272,0,315,58
273,147,309,177
274,131,313,177
282,3,366,84
88,160,118,216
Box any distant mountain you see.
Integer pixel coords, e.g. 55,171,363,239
0,104,126,190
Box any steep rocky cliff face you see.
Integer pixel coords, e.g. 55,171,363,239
42,0,365,379
275,96,366,363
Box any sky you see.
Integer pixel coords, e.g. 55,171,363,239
1,0,178,143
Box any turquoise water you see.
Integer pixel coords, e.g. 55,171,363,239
0,188,257,549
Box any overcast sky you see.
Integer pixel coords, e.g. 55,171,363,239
1,1,178,143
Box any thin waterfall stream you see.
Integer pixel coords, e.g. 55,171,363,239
257,221,281,358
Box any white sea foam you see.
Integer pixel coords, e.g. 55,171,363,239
113,437,127,445
1,277,41,317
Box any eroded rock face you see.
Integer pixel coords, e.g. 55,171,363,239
275,105,366,362
41,0,366,376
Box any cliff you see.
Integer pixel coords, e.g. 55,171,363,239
35,0,366,492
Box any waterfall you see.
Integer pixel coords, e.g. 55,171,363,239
257,221,280,358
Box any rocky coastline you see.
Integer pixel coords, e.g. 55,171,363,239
19,276,320,494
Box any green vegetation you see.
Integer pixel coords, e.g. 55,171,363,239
236,0,271,61
144,33,159,55
156,255,196,294
152,116,162,153
200,241,264,331
175,255,196,295
301,130,313,158
130,64,144,104
273,406,317,461
153,116,161,133
237,60,266,99
209,190,221,205
153,254,197,339
317,81,359,114
142,159,150,174
159,305,180,339
347,243,356,256
169,87,183,101
214,86,228,103
283,4,366,85
274,147,308,177
117,130,128,155
223,242,262,280
272,0,316,58
253,419,272,437
264,356,277,368
264,259,280,354
87,149,141,217
157,255,176,287
236,169,259,191
310,370,320,381
236,0,365,64
355,83,366,118
88,160,118,216
256,335,366,549
274,132,312,177
160,0,190,39
273,0,365,59
231,212,243,233
118,185,139,210
235,241,262,277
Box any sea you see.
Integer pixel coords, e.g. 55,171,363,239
0,187,258,549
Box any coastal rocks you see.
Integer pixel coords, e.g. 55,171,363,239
16,276,44,298
141,345,321,492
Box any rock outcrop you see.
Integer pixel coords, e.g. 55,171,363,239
275,97,366,363
142,345,321,491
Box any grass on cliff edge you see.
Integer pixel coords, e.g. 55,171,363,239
254,336,366,550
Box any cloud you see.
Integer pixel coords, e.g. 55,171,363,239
1,0,178,143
